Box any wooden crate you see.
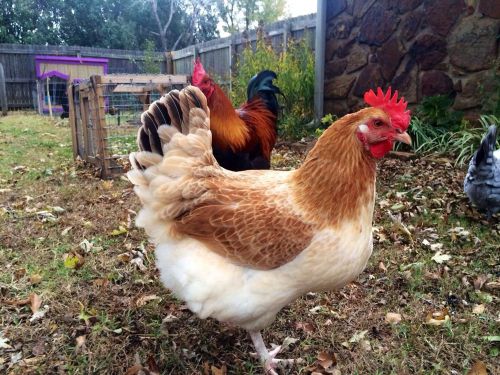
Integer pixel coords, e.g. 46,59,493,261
68,74,188,179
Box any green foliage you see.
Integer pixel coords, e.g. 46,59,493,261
479,65,500,117
416,95,463,131
143,40,161,74
0,0,219,50
408,114,500,166
231,37,315,139
217,0,286,34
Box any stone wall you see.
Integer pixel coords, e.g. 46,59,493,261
323,0,499,119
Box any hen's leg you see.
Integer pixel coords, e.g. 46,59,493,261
248,330,294,374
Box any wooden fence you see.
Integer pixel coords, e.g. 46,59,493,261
0,44,165,110
0,13,315,111
170,13,316,89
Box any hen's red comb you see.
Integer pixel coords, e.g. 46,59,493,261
192,58,207,86
364,87,410,131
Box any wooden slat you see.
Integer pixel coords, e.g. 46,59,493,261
67,84,78,159
91,75,112,179
101,74,187,84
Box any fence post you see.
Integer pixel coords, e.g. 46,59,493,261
67,83,78,159
283,21,291,54
165,51,174,74
90,75,111,179
0,63,7,116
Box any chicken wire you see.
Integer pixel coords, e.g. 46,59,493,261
69,74,188,178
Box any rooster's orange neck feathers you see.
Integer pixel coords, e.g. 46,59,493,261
293,110,377,227
208,84,249,151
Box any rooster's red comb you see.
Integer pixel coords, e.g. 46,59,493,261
364,87,410,131
192,58,207,86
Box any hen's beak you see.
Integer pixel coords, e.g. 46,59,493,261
394,131,412,145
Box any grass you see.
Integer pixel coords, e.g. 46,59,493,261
1,112,499,375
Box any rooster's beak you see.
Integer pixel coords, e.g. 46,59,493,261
394,131,412,145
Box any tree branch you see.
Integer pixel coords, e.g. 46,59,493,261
162,0,175,36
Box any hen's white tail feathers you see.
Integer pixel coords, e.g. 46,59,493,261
128,86,219,227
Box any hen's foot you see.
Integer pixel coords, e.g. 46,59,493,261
248,331,296,374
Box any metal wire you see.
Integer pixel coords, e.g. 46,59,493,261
72,78,185,177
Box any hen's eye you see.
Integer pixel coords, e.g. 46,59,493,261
373,119,383,127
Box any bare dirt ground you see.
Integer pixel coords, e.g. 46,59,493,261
1,113,498,375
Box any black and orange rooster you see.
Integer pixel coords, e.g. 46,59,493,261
191,59,281,170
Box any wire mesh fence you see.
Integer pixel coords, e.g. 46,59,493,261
69,74,188,179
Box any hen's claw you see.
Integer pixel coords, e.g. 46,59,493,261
249,331,296,374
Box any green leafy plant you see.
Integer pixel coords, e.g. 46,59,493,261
143,39,161,74
416,95,463,131
408,114,499,166
231,37,315,139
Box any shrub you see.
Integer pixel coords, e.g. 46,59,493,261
408,114,499,166
143,40,161,74
231,37,315,139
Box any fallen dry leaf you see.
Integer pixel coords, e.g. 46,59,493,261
63,252,85,269
425,308,450,326
431,251,451,264
210,365,227,375
75,335,86,354
117,252,132,263
110,225,128,236
317,351,337,369
30,293,42,314
14,268,26,279
466,360,487,375
136,294,161,307
360,339,372,352
385,312,402,324
474,275,488,290
0,334,12,349
378,262,387,272
295,321,315,334
472,304,485,315
29,274,42,285
349,330,368,343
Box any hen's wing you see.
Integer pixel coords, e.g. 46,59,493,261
173,173,314,270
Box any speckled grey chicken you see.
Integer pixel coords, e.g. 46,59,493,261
464,125,500,218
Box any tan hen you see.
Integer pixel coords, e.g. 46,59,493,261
128,86,411,373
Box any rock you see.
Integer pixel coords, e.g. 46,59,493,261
324,75,356,99
453,71,496,110
393,60,418,103
325,38,353,60
353,64,385,97
378,38,405,80
327,0,347,20
325,59,348,78
358,4,400,46
424,0,466,36
327,15,354,39
401,10,424,40
409,34,447,70
348,0,377,18
324,99,349,116
421,71,454,97
449,16,499,71
337,39,355,59
479,0,500,18
345,44,368,73
397,0,423,14
380,0,400,10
